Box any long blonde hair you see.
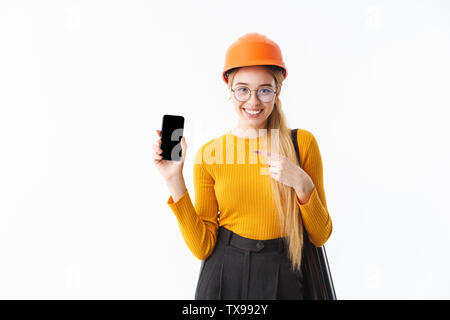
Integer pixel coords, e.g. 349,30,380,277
227,66,304,272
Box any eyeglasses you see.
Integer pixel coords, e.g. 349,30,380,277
231,86,277,103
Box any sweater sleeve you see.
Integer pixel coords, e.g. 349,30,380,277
295,131,333,247
166,146,219,260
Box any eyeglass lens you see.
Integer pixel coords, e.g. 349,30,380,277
234,86,275,102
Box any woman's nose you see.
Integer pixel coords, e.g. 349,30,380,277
247,90,261,106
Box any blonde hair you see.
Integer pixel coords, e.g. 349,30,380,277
227,66,304,272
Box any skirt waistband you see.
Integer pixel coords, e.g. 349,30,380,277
217,226,287,253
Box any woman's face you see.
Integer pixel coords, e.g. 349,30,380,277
229,66,280,134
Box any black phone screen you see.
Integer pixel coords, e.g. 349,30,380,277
160,114,185,161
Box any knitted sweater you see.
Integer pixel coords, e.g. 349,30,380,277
167,129,333,260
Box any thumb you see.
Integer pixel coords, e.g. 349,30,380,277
180,136,187,161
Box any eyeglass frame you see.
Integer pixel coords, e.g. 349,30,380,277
230,85,278,102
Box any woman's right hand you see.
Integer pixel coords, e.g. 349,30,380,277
153,129,187,181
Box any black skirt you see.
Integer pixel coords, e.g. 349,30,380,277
194,226,304,300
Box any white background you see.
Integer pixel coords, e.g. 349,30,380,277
0,0,449,299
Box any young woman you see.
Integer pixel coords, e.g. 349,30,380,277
153,33,333,300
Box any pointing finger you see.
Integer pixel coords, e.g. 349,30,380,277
253,150,271,157
254,149,281,161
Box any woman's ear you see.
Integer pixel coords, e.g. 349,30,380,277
276,85,281,99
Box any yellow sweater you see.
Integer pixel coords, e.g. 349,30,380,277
167,129,333,260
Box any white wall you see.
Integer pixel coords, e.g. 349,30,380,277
0,0,449,299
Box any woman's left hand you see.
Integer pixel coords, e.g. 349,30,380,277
254,149,315,203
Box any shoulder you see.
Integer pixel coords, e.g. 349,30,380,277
295,128,318,149
292,128,322,167
296,128,314,140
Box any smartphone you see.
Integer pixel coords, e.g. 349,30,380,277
160,114,185,161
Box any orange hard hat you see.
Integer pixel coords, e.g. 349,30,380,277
222,33,288,84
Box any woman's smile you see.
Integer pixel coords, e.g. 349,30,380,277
243,107,264,118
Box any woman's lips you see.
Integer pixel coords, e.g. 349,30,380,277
243,108,263,112
243,108,263,118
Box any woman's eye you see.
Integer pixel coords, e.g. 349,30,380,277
237,87,248,92
261,88,271,93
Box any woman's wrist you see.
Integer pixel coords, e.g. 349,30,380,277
294,171,315,205
166,174,188,203
165,172,184,183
